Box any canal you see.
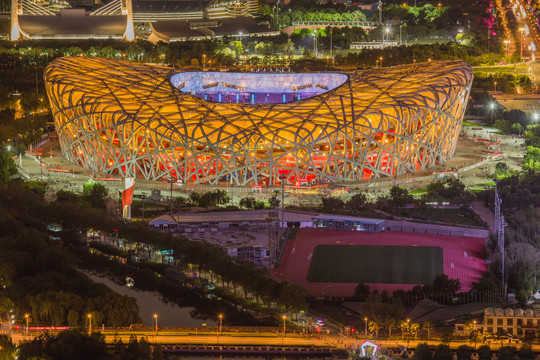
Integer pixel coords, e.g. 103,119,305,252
86,272,216,328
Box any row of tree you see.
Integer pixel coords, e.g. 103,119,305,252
0,154,310,321
477,172,540,298
321,178,476,215
414,344,535,360
18,331,163,360
0,178,142,329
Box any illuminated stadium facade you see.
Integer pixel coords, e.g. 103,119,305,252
45,57,473,186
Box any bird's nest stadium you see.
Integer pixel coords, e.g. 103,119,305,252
44,57,473,186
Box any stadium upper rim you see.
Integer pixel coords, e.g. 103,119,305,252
44,57,473,186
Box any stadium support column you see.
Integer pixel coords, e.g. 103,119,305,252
122,0,134,41
10,0,22,41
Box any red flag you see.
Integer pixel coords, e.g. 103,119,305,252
122,178,135,219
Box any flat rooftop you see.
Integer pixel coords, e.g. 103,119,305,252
173,210,385,224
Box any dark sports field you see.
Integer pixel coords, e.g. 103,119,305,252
307,245,443,284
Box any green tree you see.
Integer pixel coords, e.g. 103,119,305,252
495,162,510,179
523,146,540,172
498,346,516,360
239,196,257,209
347,192,368,211
433,344,452,360
0,335,15,360
83,182,108,209
414,343,432,360
0,151,17,183
424,274,461,294
457,345,473,360
321,196,344,211
56,190,81,204
353,283,370,301
19,330,107,360
268,193,280,208
517,345,535,360
477,345,492,360
389,186,413,207
423,321,434,341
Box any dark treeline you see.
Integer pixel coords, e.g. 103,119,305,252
476,173,540,302
0,182,142,329
0,166,308,327
413,344,536,360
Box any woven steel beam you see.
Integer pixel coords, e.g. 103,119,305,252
44,57,473,186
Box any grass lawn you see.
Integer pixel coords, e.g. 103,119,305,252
473,66,515,73
391,207,486,227
409,189,427,196
307,244,443,284
468,182,496,192
462,120,481,127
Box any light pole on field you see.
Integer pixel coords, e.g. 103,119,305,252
519,27,525,61
282,315,286,345
490,102,496,126
384,26,390,42
87,313,92,333
406,319,410,348
219,314,223,334
364,317,368,336
24,314,29,335
153,314,158,334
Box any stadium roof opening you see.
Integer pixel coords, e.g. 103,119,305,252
170,72,349,104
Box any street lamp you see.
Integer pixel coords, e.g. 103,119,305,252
24,314,29,335
379,56,383,67
218,314,223,334
494,81,498,92
504,40,510,59
282,315,286,345
519,27,525,61
203,54,206,68
490,102,496,126
384,26,391,42
364,317,368,335
473,320,477,331
534,113,539,121
406,319,410,348
153,314,158,333
87,313,92,333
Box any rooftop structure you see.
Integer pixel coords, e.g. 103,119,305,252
10,0,258,40
148,16,277,42
44,57,473,186
11,0,134,40
147,209,488,238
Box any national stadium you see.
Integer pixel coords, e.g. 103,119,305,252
44,57,473,186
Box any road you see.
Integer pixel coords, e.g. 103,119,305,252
509,0,540,61
11,329,539,352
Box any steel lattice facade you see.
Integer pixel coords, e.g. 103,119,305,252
44,57,473,185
